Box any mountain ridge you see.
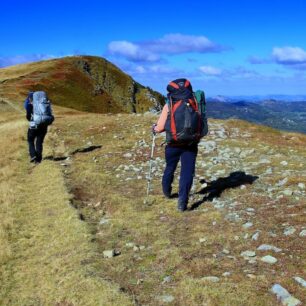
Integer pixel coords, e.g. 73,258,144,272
0,55,164,113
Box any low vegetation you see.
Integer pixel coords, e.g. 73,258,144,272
0,97,305,305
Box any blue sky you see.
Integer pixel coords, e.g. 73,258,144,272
1,0,306,95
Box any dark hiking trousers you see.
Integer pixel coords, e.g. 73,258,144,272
27,125,48,162
162,144,198,205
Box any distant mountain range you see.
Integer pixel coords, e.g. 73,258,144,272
207,95,306,103
206,99,306,134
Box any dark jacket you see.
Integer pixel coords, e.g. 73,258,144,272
24,97,33,121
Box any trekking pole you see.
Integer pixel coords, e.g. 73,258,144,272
145,132,156,201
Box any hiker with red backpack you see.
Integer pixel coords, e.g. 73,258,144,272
24,91,54,163
153,79,208,211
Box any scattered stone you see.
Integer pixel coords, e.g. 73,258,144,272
222,249,230,254
271,284,301,306
252,232,260,241
246,208,255,212
283,189,293,196
261,255,277,264
242,222,253,229
103,249,116,258
280,161,288,166
241,250,256,257
299,229,306,237
162,276,172,284
126,242,135,248
284,227,296,236
136,279,144,285
157,295,175,303
133,246,140,252
297,183,305,190
269,231,277,237
201,276,220,282
99,218,110,225
199,237,207,243
293,276,306,287
265,167,273,174
277,177,288,187
257,244,282,253
247,274,256,279
222,272,231,277
123,153,132,158
225,213,241,222
259,158,270,164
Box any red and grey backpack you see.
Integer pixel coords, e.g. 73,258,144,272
165,78,204,145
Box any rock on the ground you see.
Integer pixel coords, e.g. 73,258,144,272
162,276,172,284
257,244,282,252
284,227,296,236
243,222,253,229
201,276,220,282
157,295,175,303
103,249,116,258
261,255,277,264
241,250,256,257
252,231,260,241
283,189,293,196
293,276,306,287
271,284,301,306
299,229,306,237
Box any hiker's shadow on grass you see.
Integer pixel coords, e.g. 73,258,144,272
190,171,258,210
44,145,102,161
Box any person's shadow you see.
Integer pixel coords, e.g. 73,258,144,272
190,171,258,210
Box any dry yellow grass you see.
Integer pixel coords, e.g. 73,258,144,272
0,113,132,305
1,108,305,305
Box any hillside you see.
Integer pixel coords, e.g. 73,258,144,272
0,56,164,113
1,102,305,305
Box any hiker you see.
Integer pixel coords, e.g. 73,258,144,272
24,91,54,163
153,79,208,211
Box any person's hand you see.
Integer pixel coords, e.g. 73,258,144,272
151,124,157,135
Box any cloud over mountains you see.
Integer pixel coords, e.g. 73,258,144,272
107,34,225,63
249,46,306,70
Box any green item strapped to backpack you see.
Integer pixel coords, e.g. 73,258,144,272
194,90,208,137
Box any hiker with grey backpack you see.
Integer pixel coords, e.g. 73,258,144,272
152,79,208,211
24,91,54,163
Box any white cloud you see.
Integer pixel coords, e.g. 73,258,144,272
108,41,160,62
107,33,225,63
199,65,222,76
144,34,223,54
272,46,306,64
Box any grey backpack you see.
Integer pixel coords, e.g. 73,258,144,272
32,91,54,126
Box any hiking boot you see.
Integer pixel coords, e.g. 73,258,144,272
30,156,37,163
177,200,187,212
163,187,172,199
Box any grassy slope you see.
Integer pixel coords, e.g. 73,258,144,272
0,56,164,114
44,112,306,305
1,104,305,305
0,111,132,305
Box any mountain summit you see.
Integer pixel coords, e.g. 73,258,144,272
0,55,164,113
